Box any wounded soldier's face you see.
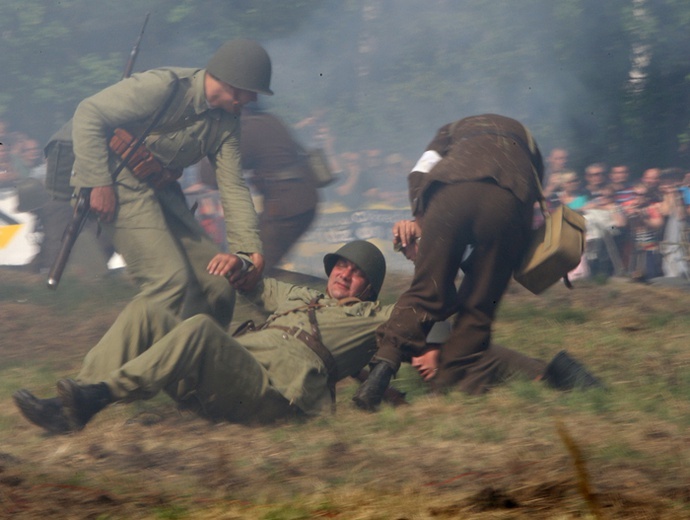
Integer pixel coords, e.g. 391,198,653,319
327,258,370,300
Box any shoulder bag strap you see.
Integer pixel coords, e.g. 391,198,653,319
112,73,180,182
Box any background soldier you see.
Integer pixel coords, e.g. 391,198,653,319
239,103,319,271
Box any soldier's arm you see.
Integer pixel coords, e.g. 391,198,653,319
209,134,263,257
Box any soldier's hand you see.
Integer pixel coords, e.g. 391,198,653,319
411,348,440,382
234,253,264,291
207,253,246,280
393,219,422,261
90,185,117,222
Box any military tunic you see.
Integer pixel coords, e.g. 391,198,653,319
76,277,393,421
71,67,261,326
374,114,544,393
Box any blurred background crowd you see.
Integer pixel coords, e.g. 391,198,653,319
541,148,690,283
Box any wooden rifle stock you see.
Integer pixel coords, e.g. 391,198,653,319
47,189,91,289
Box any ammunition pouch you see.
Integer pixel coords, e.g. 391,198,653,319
109,128,182,189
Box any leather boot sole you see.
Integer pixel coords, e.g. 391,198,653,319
13,389,73,434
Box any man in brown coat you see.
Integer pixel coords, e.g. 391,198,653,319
239,105,318,270
353,114,545,409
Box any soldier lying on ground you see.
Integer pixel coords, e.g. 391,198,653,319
14,240,392,434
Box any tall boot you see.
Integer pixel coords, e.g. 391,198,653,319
13,390,73,434
57,379,113,431
542,351,604,391
352,361,395,411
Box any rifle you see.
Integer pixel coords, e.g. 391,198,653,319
122,12,150,80
47,190,90,288
46,13,150,290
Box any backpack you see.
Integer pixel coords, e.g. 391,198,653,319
44,120,75,201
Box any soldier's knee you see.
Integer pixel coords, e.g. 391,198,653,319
166,267,191,294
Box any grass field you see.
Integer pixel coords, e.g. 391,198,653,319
1,267,689,519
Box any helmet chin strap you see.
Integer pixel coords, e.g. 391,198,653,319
356,282,374,302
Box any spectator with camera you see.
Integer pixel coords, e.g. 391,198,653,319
621,183,664,281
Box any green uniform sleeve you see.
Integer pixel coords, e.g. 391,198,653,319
209,136,262,255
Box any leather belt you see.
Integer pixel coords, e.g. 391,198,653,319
267,325,338,404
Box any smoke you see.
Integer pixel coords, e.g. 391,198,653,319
10,1,667,171
262,0,587,161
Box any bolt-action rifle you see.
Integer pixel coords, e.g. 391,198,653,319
47,13,150,290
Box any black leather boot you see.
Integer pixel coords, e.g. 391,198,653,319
352,361,395,411
13,389,73,434
543,351,604,391
57,379,113,431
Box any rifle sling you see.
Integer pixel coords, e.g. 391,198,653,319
111,73,180,183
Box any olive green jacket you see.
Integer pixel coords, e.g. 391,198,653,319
71,67,261,254
239,277,394,414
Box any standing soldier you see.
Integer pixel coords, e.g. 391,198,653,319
14,240,389,433
353,114,546,409
71,39,272,326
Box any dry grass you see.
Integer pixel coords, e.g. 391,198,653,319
1,268,689,518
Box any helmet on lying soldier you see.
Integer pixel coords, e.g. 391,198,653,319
323,240,386,301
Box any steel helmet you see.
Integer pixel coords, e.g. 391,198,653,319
206,39,273,96
323,240,386,300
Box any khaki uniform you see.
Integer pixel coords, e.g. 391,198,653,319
71,68,261,326
375,114,544,394
76,277,393,421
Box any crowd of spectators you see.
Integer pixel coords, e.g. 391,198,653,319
543,148,690,283
3,112,690,286
293,112,411,209
292,114,690,285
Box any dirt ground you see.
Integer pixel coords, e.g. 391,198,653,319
1,268,689,519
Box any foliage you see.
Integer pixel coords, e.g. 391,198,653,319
1,0,690,174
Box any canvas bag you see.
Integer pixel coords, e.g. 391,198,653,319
44,120,76,201
514,177,586,294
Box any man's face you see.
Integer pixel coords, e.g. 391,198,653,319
548,149,568,172
585,168,605,186
204,73,257,114
22,140,41,167
610,166,629,184
642,168,660,187
327,257,371,300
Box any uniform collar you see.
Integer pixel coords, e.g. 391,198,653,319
191,69,221,117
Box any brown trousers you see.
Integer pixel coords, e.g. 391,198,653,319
260,207,316,270
449,343,547,394
375,181,533,393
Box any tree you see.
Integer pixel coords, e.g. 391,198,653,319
0,0,324,143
